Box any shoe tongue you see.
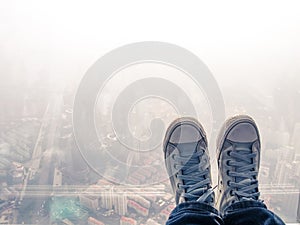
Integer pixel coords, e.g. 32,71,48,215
234,142,253,183
235,142,252,151
176,141,201,192
176,141,199,157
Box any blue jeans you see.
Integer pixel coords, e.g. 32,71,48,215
166,200,286,225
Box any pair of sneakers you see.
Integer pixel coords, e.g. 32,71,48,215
163,115,261,214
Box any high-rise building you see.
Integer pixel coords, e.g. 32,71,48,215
292,123,300,150
53,168,62,187
128,193,150,209
274,146,295,185
113,190,128,216
61,218,74,225
100,186,113,210
127,199,149,217
297,192,300,222
79,194,99,212
145,218,160,225
98,184,128,215
87,217,105,225
79,188,99,212
120,216,137,225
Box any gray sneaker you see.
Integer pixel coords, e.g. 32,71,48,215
163,117,214,205
216,115,261,214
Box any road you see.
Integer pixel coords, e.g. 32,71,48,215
15,93,64,224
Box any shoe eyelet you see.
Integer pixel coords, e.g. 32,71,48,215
227,151,231,156
226,170,230,176
220,180,223,185
229,190,234,195
172,154,176,160
227,180,231,186
226,160,230,166
219,189,222,193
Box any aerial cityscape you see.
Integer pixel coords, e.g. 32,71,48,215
0,74,299,225
1,1,300,224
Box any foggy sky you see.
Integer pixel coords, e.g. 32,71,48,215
0,1,300,91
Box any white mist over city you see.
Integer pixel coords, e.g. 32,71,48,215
0,1,300,224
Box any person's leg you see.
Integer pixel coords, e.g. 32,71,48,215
216,115,285,225
223,201,285,225
163,118,223,225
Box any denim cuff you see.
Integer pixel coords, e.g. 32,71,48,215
171,201,220,216
224,200,267,215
